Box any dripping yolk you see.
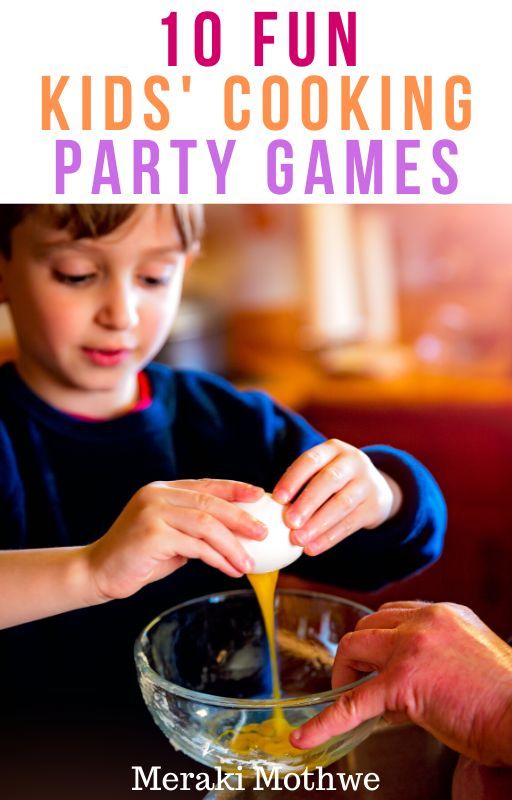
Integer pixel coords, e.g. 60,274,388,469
227,570,301,756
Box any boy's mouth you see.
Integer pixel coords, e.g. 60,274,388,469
81,347,133,367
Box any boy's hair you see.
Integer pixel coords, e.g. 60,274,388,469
0,205,204,258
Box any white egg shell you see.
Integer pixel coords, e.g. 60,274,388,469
234,493,303,574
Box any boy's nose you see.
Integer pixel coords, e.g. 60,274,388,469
96,283,139,330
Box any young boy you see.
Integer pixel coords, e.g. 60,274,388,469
0,204,446,711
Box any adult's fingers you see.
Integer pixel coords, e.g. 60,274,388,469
330,662,363,688
355,607,422,631
334,629,397,675
378,600,430,611
290,676,387,749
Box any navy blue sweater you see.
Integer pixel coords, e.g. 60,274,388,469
0,362,446,708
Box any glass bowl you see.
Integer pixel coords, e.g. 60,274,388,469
134,589,378,776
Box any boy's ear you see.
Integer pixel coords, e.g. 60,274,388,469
0,255,8,304
184,242,200,270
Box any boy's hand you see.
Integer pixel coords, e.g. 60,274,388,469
273,439,402,555
85,479,266,602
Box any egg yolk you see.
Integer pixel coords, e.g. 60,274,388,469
227,570,302,757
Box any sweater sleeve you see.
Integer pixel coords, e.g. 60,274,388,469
288,443,447,591
0,421,27,549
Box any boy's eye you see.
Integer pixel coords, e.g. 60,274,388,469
52,270,96,286
139,274,170,287
138,257,181,288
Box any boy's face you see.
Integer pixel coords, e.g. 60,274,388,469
0,205,191,414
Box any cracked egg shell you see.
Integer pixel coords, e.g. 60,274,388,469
234,493,303,574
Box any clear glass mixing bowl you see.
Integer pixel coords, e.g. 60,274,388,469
134,589,378,776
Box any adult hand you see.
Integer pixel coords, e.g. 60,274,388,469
290,601,512,767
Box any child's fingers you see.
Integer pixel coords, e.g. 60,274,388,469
272,439,347,503
289,479,365,546
157,486,267,540
160,507,256,573
167,479,264,502
283,454,360,530
302,504,371,555
165,555,188,573
165,529,245,578
147,555,189,583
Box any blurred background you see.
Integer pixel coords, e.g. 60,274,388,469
1,204,512,637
